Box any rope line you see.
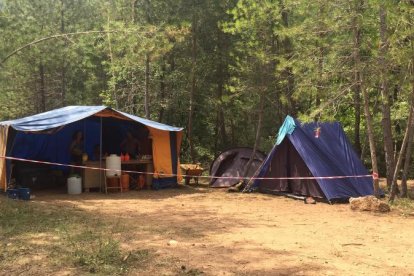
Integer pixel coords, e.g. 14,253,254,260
0,156,374,181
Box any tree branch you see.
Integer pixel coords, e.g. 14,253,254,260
0,30,146,66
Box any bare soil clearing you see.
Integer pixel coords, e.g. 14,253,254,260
18,186,413,276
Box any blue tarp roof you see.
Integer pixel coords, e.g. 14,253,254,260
0,106,183,132
254,116,376,201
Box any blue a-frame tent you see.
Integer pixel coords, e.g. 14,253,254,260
251,116,376,201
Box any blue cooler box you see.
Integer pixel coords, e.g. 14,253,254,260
18,188,31,200
7,189,19,199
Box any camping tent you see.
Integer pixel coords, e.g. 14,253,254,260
0,106,183,191
251,116,375,201
210,147,266,188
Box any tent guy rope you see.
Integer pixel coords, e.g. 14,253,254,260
0,156,375,181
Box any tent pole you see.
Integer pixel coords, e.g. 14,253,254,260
100,117,105,194
6,128,17,188
83,119,86,153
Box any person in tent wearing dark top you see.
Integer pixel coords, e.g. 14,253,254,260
69,130,84,174
120,131,140,159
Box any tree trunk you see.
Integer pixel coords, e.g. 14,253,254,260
389,102,414,201
401,68,414,197
106,13,118,109
314,6,325,121
379,4,395,189
131,0,138,23
244,89,265,178
144,53,150,119
158,58,166,122
400,137,413,198
188,13,197,162
214,30,227,153
39,62,46,112
60,0,66,106
362,85,380,197
280,0,295,115
352,0,363,155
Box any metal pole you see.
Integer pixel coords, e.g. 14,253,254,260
100,117,105,193
5,126,16,188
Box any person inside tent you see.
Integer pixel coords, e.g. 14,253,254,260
92,144,102,161
120,131,140,159
69,130,84,173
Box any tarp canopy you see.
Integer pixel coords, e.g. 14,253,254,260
210,147,266,188
0,105,183,132
0,106,183,191
253,116,376,201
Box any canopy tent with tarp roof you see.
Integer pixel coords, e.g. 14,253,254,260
0,106,183,191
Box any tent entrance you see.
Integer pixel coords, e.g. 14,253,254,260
8,116,154,193
258,139,325,199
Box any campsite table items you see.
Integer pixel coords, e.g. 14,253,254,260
82,153,88,163
120,159,153,189
67,176,82,195
180,164,204,185
121,174,130,191
106,176,121,192
124,153,130,161
83,161,105,191
138,175,146,189
106,154,121,177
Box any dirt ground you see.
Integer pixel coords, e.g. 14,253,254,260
28,186,414,276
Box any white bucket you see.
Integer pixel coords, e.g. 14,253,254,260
67,176,82,195
106,154,121,177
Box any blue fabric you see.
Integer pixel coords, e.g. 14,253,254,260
169,132,178,176
152,177,178,190
10,118,101,172
8,116,158,173
275,115,296,145
254,116,376,201
117,110,183,132
1,106,106,132
0,106,183,132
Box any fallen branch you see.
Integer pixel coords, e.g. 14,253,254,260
341,243,364,247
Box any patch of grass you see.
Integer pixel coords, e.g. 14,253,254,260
70,234,126,274
0,197,152,275
0,200,67,237
390,198,414,217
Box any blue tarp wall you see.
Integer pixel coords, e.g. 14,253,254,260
9,117,148,173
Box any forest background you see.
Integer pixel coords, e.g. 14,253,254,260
0,0,413,197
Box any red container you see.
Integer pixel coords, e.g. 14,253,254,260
121,174,130,191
